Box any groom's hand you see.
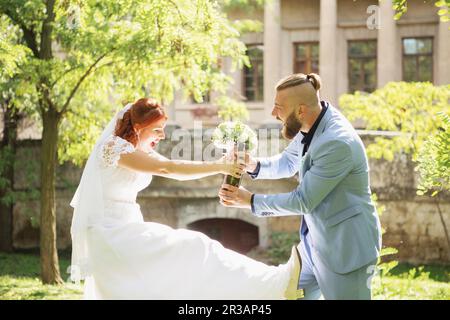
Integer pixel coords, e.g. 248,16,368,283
219,184,253,210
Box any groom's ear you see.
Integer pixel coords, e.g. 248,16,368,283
297,104,306,118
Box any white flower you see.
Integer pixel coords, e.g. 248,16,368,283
212,121,257,152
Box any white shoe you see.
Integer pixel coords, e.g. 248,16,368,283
284,245,304,300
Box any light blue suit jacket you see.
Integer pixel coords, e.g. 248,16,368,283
252,102,382,274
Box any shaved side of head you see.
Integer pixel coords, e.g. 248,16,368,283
276,73,322,110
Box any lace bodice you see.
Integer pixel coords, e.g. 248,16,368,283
98,135,153,203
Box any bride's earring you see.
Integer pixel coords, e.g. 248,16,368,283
136,131,141,148
134,128,140,148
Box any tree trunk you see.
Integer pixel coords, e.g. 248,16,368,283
435,199,450,257
0,103,18,252
40,109,63,285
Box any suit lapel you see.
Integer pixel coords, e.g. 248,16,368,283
310,103,333,148
300,103,334,177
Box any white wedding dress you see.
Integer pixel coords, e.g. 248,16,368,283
78,134,292,300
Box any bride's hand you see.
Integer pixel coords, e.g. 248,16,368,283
216,156,245,178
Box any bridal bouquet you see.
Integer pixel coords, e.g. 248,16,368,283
212,121,258,187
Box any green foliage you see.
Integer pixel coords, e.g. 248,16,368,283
232,19,263,34
266,231,300,265
220,0,265,12
392,0,408,20
0,16,39,212
0,15,39,209
339,82,450,162
1,0,250,165
57,87,112,166
216,95,249,121
0,16,30,79
436,0,450,22
211,120,257,151
340,83,449,293
0,15,34,112
370,193,400,294
416,112,450,196
340,82,450,198
392,0,450,22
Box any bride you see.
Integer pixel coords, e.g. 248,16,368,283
69,97,302,300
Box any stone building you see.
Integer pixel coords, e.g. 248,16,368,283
9,131,450,265
170,0,450,128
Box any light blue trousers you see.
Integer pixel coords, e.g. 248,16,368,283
298,230,377,300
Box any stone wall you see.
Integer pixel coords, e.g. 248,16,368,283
10,130,450,265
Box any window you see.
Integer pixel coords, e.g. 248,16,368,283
243,44,264,101
402,37,433,82
348,40,377,93
293,42,319,74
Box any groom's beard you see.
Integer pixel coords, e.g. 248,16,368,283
281,112,302,140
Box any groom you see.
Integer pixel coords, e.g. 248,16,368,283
219,73,382,300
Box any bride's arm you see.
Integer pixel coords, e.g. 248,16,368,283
118,150,243,181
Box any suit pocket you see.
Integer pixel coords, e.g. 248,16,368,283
325,205,362,227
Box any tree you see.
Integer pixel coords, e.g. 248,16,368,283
416,112,450,196
416,112,450,252
0,0,248,284
339,81,450,258
221,0,264,11
339,82,450,162
0,16,29,78
0,15,32,252
392,0,450,22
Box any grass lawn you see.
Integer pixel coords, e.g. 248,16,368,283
0,251,449,300
372,263,450,300
0,252,82,300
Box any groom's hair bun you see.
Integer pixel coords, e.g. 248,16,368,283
276,73,321,92
306,73,321,91
115,98,167,146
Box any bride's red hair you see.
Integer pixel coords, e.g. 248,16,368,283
115,98,167,146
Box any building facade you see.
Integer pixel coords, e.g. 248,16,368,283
10,133,450,264
170,0,450,129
